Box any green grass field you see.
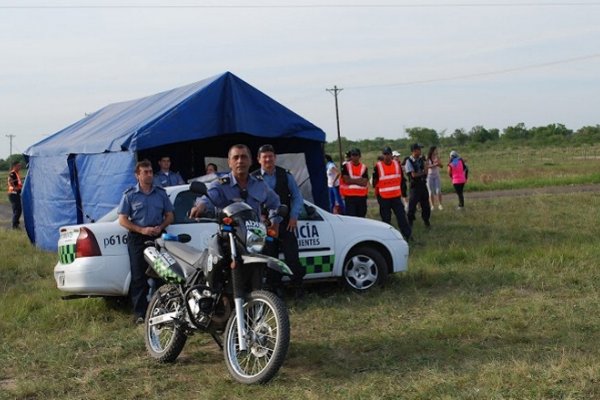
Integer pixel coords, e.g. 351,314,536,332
1,147,600,399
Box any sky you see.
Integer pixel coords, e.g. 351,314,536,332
1,0,599,159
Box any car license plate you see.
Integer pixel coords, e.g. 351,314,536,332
56,272,65,287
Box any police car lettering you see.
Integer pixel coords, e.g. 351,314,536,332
295,223,320,247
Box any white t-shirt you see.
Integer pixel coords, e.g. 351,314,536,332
326,161,339,188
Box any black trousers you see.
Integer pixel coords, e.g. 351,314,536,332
344,196,368,218
8,192,22,229
407,183,431,226
264,223,305,287
379,196,412,240
127,232,156,318
453,183,465,207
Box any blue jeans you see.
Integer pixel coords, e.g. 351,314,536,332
328,186,345,214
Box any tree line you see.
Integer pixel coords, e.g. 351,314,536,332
2,123,599,170
324,123,600,158
0,154,26,171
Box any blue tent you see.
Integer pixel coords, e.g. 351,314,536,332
23,72,328,251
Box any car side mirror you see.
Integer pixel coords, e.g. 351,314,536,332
177,234,191,243
190,181,208,195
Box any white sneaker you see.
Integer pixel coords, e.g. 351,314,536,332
438,204,443,210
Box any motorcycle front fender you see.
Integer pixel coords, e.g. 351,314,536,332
241,254,293,276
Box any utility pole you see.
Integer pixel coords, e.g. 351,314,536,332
5,134,15,156
326,85,344,165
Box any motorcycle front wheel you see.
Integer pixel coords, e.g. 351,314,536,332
145,284,187,363
223,290,290,384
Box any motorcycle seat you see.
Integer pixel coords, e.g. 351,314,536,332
163,241,203,268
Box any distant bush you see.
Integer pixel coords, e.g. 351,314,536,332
0,154,26,171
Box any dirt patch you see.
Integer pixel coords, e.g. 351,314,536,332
0,378,17,391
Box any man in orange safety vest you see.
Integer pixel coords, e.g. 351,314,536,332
372,147,411,240
339,148,369,218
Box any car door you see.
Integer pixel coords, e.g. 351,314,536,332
165,190,218,250
295,202,335,279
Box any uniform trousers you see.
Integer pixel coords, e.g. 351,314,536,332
127,232,156,318
344,196,368,218
379,196,412,240
8,192,22,229
407,183,431,226
264,223,305,288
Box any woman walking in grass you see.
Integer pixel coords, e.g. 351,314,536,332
448,150,468,210
426,146,443,210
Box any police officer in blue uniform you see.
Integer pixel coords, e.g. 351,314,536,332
118,159,174,324
189,144,282,223
252,144,305,298
404,143,431,228
153,155,185,187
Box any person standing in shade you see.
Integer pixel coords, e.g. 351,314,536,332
448,150,468,210
426,146,443,210
252,144,305,298
7,161,23,229
205,163,218,175
339,148,369,218
118,160,174,324
404,143,431,228
153,156,185,187
325,154,345,214
372,147,412,240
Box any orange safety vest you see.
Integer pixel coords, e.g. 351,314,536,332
376,160,402,199
340,162,368,197
7,168,22,194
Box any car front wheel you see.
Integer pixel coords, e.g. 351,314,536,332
342,246,388,292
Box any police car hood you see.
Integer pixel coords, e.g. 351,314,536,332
335,213,396,230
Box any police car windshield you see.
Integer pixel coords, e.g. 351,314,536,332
98,207,119,222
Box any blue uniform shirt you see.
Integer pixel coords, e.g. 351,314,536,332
195,172,282,224
257,168,304,220
153,170,185,187
118,183,174,227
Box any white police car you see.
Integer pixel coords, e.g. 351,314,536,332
54,185,408,296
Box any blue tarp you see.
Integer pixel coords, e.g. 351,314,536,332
24,72,328,251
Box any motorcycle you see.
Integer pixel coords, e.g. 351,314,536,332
142,181,293,384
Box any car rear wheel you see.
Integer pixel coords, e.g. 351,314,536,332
342,246,388,292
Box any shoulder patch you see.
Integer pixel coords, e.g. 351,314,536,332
123,187,134,194
254,174,264,181
219,176,231,185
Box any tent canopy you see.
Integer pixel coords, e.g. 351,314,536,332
24,72,328,250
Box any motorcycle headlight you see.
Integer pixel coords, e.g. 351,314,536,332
246,229,266,254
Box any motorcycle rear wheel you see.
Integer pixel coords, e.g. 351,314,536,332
223,290,290,384
145,284,187,363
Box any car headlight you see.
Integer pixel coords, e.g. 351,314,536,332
246,228,267,254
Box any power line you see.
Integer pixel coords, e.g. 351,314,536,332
2,3,600,9
346,53,600,90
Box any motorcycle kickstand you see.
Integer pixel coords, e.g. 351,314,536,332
210,331,223,350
